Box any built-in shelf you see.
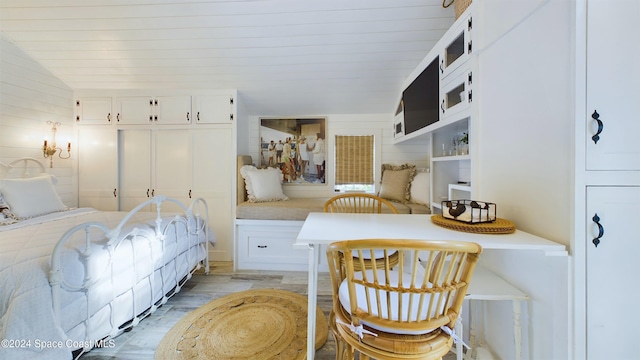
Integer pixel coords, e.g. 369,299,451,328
432,154,471,162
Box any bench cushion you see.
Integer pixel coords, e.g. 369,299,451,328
237,198,329,220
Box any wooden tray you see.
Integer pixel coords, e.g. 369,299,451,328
431,215,516,234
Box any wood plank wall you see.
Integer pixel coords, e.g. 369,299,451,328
0,33,76,207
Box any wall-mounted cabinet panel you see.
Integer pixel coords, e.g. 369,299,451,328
193,95,234,124
75,97,112,124
440,13,473,79
115,96,192,125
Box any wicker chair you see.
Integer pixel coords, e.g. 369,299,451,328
326,239,482,360
323,193,399,214
324,194,400,270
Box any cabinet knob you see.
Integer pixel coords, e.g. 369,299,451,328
592,213,604,248
441,99,446,113
186,112,190,121
117,113,120,122
113,188,117,198
107,113,111,122
189,189,192,198
591,110,604,144
147,189,150,197
440,59,444,73
257,245,267,249
197,112,200,121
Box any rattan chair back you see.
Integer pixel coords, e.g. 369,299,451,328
326,239,482,360
324,193,399,214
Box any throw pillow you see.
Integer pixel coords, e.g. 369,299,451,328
410,171,430,205
240,165,289,203
378,164,416,204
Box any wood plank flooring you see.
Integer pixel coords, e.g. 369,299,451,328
80,262,457,360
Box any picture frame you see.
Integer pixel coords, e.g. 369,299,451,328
259,117,326,184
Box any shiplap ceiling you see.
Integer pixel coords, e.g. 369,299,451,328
0,0,454,116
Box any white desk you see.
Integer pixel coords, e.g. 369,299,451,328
294,212,567,359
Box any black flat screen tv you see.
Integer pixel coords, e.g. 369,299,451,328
402,56,440,134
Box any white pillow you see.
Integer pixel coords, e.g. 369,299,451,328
0,174,67,219
239,165,289,203
410,172,430,205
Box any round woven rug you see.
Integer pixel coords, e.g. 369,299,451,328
155,288,328,360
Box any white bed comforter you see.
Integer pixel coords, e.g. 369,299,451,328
0,208,213,360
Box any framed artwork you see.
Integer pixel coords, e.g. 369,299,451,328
259,117,326,184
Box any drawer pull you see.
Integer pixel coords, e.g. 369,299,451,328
257,245,267,248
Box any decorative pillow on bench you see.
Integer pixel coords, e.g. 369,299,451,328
377,164,417,204
240,165,289,203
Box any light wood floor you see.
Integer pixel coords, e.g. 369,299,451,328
80,262,457,360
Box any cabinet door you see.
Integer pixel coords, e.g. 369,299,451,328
192,128,233,261
586,1,640,170
118,129,152,211
586,186,640,359
155,96,192,124
116,96,153,125
77,127,118,210
440,66,472,121
193,95,233,124
440,13,472,79
153,129,192,211
75,97,112,124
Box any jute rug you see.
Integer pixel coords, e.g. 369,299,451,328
155,289,328,359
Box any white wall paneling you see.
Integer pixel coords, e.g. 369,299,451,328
0,33,75,206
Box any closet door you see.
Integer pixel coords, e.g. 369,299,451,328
586,1,640,170
77,127,118,210
192,128,233,261
153,129,192,211
118,129,152,211
586,186,640,359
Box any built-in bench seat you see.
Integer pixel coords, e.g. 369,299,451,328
234,155,430,270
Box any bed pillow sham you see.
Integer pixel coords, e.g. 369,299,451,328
0,174,67,219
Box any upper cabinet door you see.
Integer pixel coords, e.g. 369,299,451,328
75,97,112,125
193,95,234,124
440,13,473,80
586,0,640,171
116,96,154,125
155,95,192,124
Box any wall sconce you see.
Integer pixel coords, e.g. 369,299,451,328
42,121,71,168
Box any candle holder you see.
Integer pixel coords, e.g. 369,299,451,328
43,121,71,168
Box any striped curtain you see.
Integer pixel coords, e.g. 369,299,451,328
334,135,374,185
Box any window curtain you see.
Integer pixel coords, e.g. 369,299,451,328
334,135,374,185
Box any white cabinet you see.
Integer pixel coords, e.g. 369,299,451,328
439,13,473,79
118,129,192,212
118,129,154,210
585,186,640,360
75,97,113,124
77,127,118,210
585,1,640,171
579,1,640,358
115,95,192,125
193,95,234,124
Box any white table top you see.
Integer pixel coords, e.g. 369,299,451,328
295,213,567,256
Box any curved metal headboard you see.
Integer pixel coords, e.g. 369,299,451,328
0,157,47,179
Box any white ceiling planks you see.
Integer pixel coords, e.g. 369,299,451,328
0,0,454,115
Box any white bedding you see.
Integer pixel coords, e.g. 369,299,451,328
0,207,214,359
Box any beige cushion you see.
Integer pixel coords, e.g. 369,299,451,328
378,164,416,204
410,171,430,205
236,197,328,220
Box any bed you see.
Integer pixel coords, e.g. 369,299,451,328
0,158,215,359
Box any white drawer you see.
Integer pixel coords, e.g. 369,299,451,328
236,220,309,271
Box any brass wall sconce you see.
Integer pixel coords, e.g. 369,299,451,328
43,121,71,168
